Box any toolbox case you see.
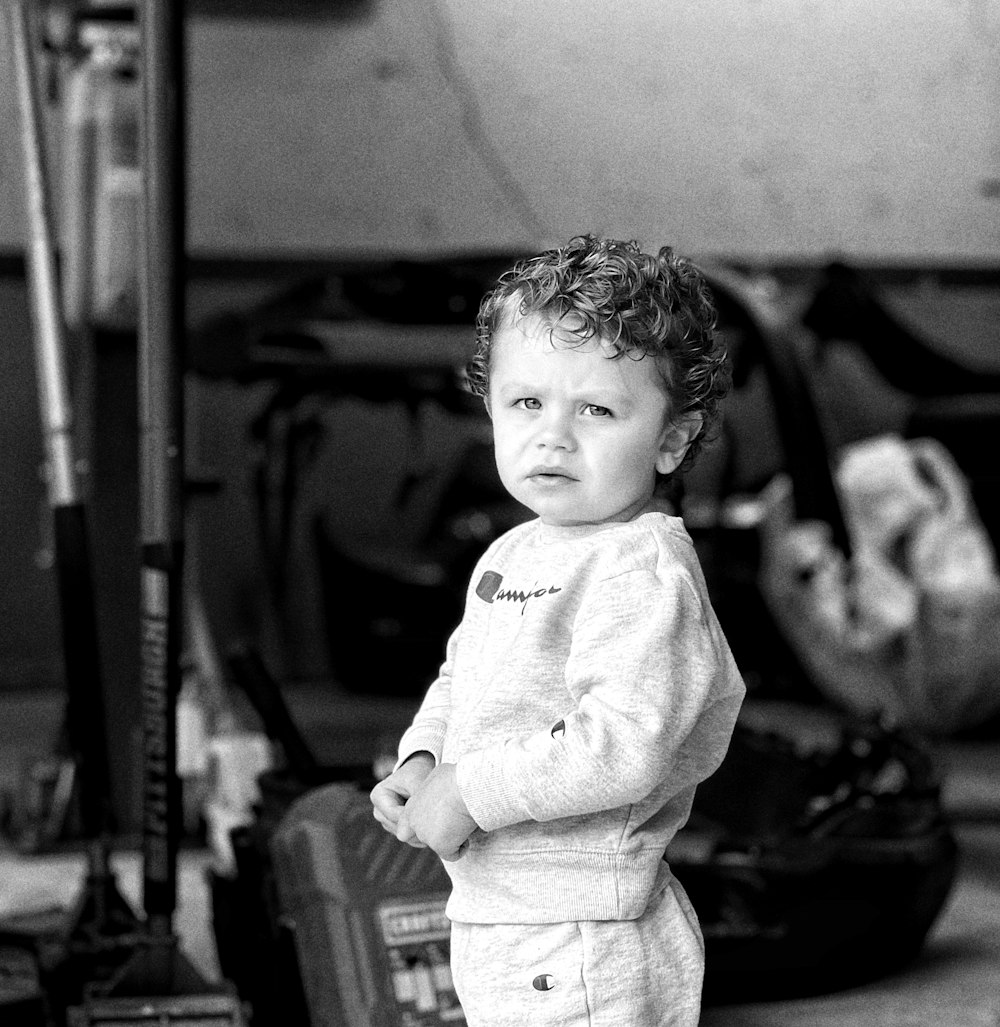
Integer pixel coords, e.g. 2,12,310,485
270,782,465,1027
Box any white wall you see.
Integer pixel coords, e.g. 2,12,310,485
1,0,998,261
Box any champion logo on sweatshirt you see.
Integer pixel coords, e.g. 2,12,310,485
476,570,562,613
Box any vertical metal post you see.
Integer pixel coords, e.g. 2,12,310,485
9,0,112,841
137,0,185,937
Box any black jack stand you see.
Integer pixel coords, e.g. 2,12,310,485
5,3,141,1022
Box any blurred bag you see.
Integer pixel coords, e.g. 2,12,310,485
673,703,958,1003
759,433,1000,734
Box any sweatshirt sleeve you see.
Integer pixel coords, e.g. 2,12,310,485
394,623,461,768
455,565,743,831
395,525,529,770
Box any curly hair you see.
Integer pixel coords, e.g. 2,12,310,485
468,234,730,474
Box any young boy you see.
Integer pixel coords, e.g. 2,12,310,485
370,235,745,1026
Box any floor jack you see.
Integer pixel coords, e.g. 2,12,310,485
67,3,244,1024
7,3,244,1023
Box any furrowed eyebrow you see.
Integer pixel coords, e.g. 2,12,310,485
583,391,634,413
494,381,636,409
494,381,551,402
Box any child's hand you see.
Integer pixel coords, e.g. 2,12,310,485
370,751,435,847
397,763,478,862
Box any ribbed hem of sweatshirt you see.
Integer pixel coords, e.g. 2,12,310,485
396,724,446,770
443,847,663,923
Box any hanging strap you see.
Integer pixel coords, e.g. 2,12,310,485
701,264,853,558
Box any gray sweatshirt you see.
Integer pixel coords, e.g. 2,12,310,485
397,511,745,924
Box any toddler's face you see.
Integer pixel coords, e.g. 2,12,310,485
488,312,690,526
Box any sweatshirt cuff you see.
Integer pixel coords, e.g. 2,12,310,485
455,744,530,832
396,723,445,771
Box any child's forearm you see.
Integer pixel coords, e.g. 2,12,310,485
455,688,743,831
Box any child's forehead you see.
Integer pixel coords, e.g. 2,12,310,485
491,312,670,396
499,308,612,355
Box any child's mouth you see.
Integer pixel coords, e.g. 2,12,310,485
528,469,575,487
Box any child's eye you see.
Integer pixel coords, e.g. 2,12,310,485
515,398,541,410
584,404,612,417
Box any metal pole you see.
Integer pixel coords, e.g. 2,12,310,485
9,0,112,840
137,0,185,937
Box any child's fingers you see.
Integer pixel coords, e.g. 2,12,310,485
370,780,406,828
439,839,469,862
393,807,428,848
372,806,397,832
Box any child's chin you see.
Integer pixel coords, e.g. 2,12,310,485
529,493,635,526
537,507,598,527
539,501,650,527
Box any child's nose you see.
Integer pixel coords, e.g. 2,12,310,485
536,409,575,450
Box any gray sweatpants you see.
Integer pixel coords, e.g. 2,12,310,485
449,873,704,1026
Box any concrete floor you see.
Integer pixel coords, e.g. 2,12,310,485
1,687,998,1025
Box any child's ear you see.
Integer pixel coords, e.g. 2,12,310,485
656,414,703,476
